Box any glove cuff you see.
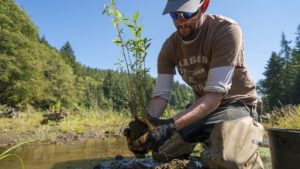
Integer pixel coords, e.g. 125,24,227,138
146,113,158,120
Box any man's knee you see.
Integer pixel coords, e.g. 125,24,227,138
201,117,265,169
152,132,196,162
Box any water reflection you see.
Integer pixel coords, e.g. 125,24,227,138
0,138,272,169
0,138,132,169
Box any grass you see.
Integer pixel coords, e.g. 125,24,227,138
58,109,130,134
0,108,131,144
258,147,270,159
0,113,43,133
191,143,204,156
0,140,33,169
265,105,300,129
258,147,272,169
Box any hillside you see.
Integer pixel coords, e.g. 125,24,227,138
0,0,193,112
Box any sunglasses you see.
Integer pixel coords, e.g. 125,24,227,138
169,11,198,20
169,0,204,20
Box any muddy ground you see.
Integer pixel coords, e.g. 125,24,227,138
93,153,272,169
94,156,204,169
0,129,123,147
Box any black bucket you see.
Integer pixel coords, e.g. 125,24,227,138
267,128,300,169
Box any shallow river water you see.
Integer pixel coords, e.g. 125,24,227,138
0,138,132,169
0,138,272,169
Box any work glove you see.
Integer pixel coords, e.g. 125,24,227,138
123,118,151,158
147,117,177,152
124,115,177,157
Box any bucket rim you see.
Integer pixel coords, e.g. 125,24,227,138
267,128,300,133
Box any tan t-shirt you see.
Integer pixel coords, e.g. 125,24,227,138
157,14,257,105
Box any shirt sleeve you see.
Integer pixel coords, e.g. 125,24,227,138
152,74,174,101
204,66,235,94
204,23,243,94
157,37,176,74
209,23,243,68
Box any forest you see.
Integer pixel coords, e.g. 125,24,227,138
1,0,300,115
257,26,300,112
0,1,299,168
0,0,193,114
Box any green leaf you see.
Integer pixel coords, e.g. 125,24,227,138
113,39,122,44
103,4,108,10
102,4,109,16
113,21,118,27
116,10,122,19
111,0,115,7
133,11,139,22
145,43,151,50
125,23,134,29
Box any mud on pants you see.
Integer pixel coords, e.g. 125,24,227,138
152,101,265,169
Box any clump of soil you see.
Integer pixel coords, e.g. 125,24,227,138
125,120,148,140
93,156,204,169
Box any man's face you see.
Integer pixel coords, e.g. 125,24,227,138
172,9,202,41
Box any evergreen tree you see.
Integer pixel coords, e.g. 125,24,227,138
111,79,128,111
60,42,78,70
292,24,300,103
261,52,285,108
258,25,300,110
39,35,50,46
102,71,115,99
41,47,77,109
170,81,193,109
279,33,295,104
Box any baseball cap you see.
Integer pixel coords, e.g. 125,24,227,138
162,0,203,15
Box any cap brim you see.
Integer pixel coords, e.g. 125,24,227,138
162,0,200,15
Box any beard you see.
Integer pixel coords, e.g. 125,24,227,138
177,24,198,41
175,11,202,41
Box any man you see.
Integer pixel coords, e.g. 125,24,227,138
125,0,265,168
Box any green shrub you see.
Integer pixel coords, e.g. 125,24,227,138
267,105,300,129
103,0,151,117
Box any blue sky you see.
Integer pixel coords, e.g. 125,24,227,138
15,0,300,84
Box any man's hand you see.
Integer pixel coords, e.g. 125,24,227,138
124,119,150,158
124,115,177,157
147,117,176,152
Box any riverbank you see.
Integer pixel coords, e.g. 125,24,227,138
0,111,272,169
0,110,130,147
0,138,272,169
0,108,271,147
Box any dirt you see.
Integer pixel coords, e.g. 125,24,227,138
0,130,123,147
126,120,148,140
93,156,204,169
54,130,122,144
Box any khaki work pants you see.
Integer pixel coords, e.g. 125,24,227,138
153,116,265,169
